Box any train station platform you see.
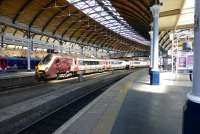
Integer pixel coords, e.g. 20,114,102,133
0,71,36,91
54,69,192,134
0,71,34,79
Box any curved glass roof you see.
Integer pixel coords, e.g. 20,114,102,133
67,0,150,45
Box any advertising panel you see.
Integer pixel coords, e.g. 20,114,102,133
178,56,186,68
177,51,193,73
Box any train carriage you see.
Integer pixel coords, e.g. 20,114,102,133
0,56,7,71
35,54,129,80
0,56,40,72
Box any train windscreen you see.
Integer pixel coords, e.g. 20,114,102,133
41,54,52,64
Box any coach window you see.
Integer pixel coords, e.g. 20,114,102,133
42,54,52,64
83,61,88,65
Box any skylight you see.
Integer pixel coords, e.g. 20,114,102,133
67,0,149,45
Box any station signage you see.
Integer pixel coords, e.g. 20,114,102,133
177,51,193,71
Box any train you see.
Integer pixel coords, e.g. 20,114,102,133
128,60,150,68
35,54,129,80
35,54,150,80
0,56,40,71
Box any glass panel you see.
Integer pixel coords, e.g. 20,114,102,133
41,54,52,64
67,0,149,45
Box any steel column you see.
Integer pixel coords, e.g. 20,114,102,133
183,1,200,133
149,30,153,68
150,4,160,85
60,40,63,54
27,30,31,71
0,25,5,48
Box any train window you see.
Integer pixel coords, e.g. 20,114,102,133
42,54,52,64
134,62,140,64
79,60,100,65
83,61,87,65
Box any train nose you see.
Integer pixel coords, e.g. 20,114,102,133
35,70,46,80
35,65,47,80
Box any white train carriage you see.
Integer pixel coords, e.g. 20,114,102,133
110,60,127,70
129,60,150,68
78,58,105,73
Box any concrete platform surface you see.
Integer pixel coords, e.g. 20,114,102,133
0,71,36,91
54,69,192,134
0,71,34,79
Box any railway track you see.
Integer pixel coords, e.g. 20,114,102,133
0,72,105,95
0,70,129,93
16,73,127,134
0,70,130,110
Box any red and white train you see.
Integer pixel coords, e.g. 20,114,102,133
35,54,128,80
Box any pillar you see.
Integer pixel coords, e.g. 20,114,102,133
0,25,5,49
150,4,160,85
170,32,174,73
60,40,63,54
107,50,110,58
27,31,31,71
68,44,71,54
79,46,84,81
183,1,200,133
149,30,153,68
80,46,83,57
95,48,98,58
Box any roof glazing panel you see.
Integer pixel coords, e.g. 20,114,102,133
67,0,149,45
